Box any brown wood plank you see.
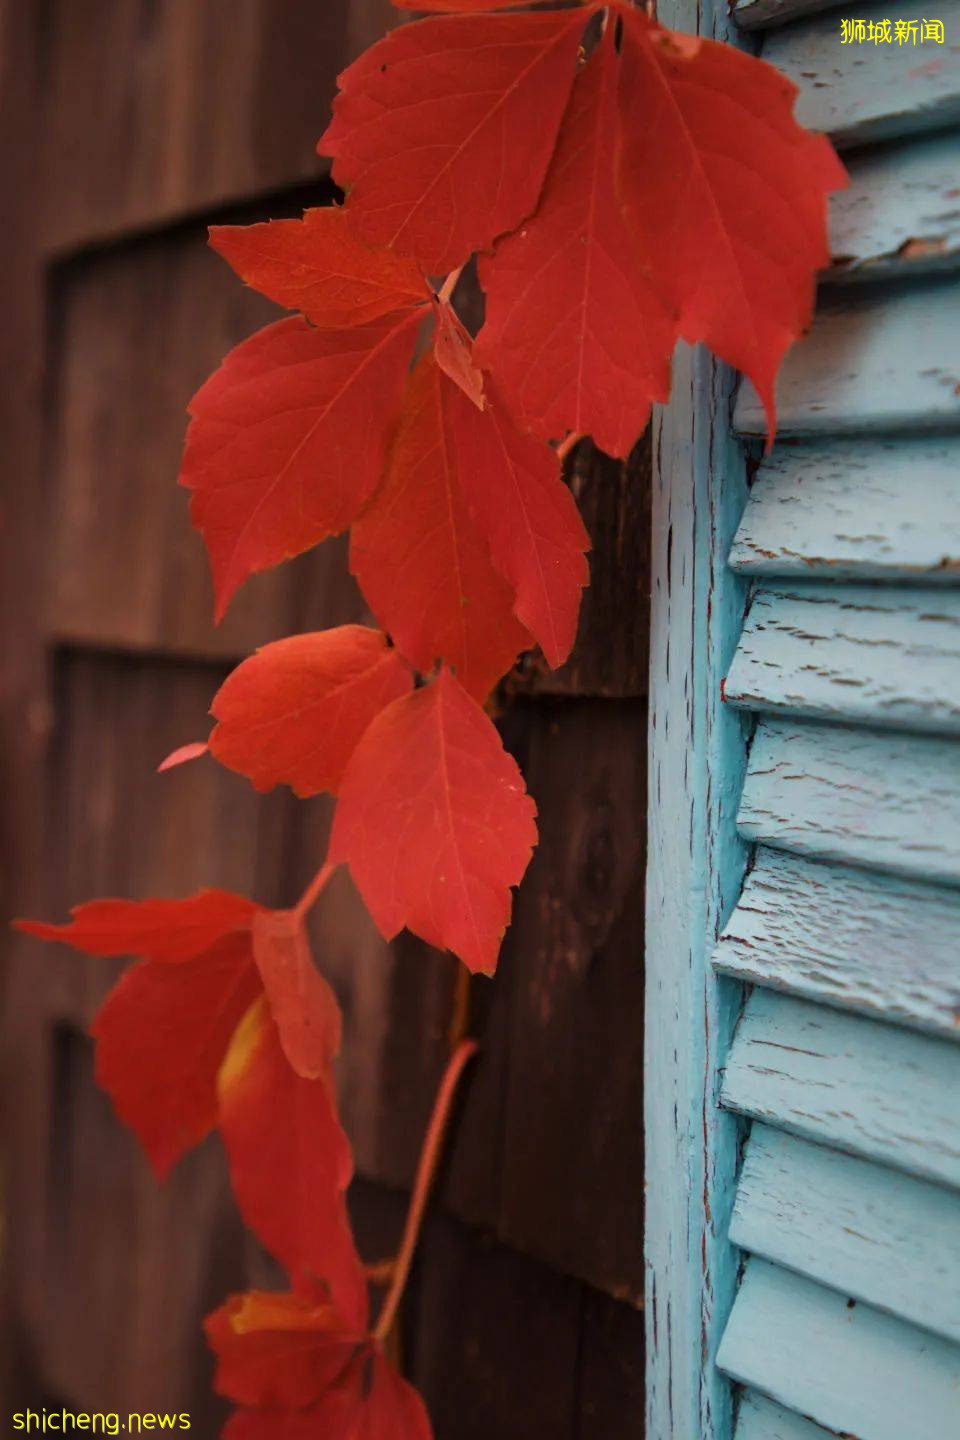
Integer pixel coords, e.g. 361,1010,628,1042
39,0,396,254
47,222,370,661
4,648,308,1415
506,437,652,698
577,1289,646,1438
498,697,646,1302
409,1212,583,1440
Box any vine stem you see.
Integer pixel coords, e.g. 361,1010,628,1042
437,264,465,306
292,859,336,922
372,1037,479,1343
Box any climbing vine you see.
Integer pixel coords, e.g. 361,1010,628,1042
18,1,843,1433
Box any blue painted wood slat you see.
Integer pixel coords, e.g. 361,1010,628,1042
718,1260,960,1440
721,989,960,1188
734,276,960,438
724,581,960,733
739,716,960,884
728,437,960,583
762,0,960,146
730,1124,960,1342
712,846,960,1038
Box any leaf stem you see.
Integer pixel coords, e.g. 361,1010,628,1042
437,264,465,306
372,1038,478,1343
555,430,584,463
292,860,336,922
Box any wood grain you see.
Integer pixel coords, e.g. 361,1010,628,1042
731,1124,960,1343
498,699,646,1303
718,1260,960,1440
729,436,960,582
48,223,370,661
762,0,960,147
39,0,395,253
721,989,960,1188
724,581,960,733
713,846,960,1038
735,276,960,438
739,716,960,884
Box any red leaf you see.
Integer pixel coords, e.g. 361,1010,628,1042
15,889,260,963
222,1349,431,1440
615,7,847,439
205,1288,361,1409
92,936,262,1177
432,299,484,410
209,627,413,798
157,740,209,773
448,380,590,668
350,355,530,701
218,999,367,1331
251,911,342,1080
180,312,422,619
209,209,428,330
319,9,590,272
330,668,537,974
477,31,676,458
393,0,546,9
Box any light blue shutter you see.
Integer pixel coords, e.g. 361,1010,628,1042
711,3,960,1436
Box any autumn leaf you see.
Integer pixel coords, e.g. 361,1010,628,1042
251,910,342,1080
448,379,590,668
349,355,530,701
319,9,590,272
95,938,262,1177
209,209,428,330
209,627,413,798
15,889,260,963
330,668,537,974
477,28,676,459
207,1288,431,1440
180,311,422,619
205,1287,362,1410
218,999,367,1331
432,298,484,410
614,5,847,438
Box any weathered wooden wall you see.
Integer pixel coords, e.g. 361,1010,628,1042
0,3,648,1433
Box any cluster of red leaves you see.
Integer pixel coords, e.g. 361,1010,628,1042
19,2,843,1434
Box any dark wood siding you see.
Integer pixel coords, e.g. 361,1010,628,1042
0,4,648,1432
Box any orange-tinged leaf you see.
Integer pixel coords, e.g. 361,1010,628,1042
205,1289,361,1409
432,299,484,410
218,999,367,1331
251,910,342,1080
92,936,262,1177
330,668,537,974
209,209,428,330
350,355,530,701
477,32,676,458
615,7,847,439
15,889,260,963
448,380,590,668
222,1349,432,1440
209,627,414,798
319,10,590,272
180,312,422,620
